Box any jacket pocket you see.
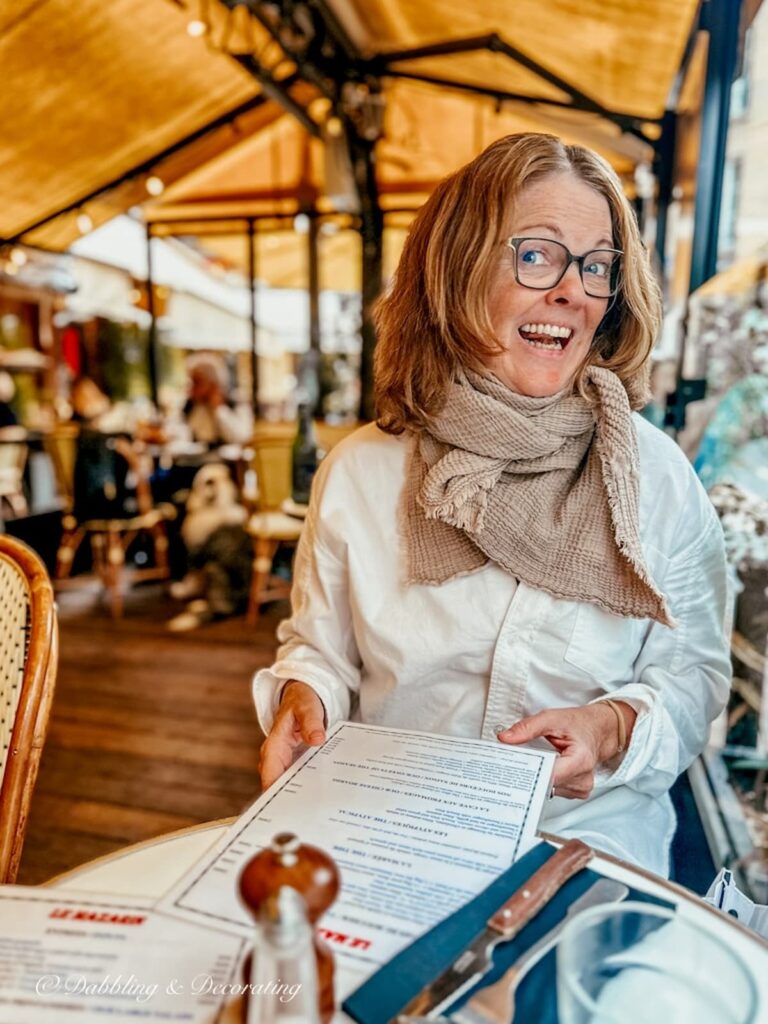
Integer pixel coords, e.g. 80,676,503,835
563,544,670,683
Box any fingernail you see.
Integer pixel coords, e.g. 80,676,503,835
494,723,507,735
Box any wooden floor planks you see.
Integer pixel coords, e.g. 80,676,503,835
17,583,284,884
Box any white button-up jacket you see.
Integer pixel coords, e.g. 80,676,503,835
254,418,731,876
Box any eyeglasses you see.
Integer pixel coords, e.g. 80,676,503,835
505,237,623,298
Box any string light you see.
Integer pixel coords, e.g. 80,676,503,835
293,213,310,234
187,0,209,38
325,116,343,138
76,210,93,234
146,175,165,196
9,248,27,267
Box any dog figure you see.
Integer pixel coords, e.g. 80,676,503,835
168,463,252,631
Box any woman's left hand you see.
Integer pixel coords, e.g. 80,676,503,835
496,702,636,799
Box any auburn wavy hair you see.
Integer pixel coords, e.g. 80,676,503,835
374,132,661,434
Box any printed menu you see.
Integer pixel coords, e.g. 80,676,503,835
159,721,556,997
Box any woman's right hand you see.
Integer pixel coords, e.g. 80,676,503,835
259,681,327,791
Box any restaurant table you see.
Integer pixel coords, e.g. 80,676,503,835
50,822,768,1023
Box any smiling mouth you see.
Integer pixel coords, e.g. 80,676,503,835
518,322,574,351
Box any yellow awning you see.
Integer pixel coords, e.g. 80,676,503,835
334,0,698,121
1,0,710,271
0,0,262,244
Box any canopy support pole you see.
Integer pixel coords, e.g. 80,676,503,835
247,218,259,416
352,135,383,423
688,0,743,294
220,0,386,419
308,212,321,354
145,223,159,405
654,110,677,278
666,0,743,433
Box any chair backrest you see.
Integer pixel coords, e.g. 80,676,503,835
0,535,58,883
44,422,80,511
249,419,360,511
314,420,360,454
252,436,293,511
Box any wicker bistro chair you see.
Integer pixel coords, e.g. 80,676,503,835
49,428,174,619
246,434,303,624
0,535,58,883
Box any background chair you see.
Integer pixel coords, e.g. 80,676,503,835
47,426,174,618
244,421,360,623
0,534,58,883
246,432,303,624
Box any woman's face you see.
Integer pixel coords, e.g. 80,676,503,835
484,171,614,397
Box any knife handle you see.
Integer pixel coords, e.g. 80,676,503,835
487,839,592,938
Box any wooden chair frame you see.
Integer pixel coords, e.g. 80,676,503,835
50,432,173,618
246,436,303,623
0,535,58,883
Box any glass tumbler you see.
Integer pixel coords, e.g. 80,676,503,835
556,901,759,1024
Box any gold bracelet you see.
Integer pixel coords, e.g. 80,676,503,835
600,698,627,754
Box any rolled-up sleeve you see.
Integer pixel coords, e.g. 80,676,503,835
595,488,731,795
253,458,362,734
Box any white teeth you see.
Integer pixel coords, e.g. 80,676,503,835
520,323,572,339
525,338,562,350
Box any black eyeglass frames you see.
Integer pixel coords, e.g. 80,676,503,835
505,237,623,298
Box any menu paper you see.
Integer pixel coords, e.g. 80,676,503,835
0,887,247,1023
159,722,556,997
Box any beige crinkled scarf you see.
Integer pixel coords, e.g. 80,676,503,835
403,365,675,626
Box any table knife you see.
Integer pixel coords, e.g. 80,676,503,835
449,877,629,1024
391,838,593,1023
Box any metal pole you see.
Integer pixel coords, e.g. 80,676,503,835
308,212,321,353
666,0,742,433
354,136,384,423
688,0,743,294
247,218,259,416
294,210,322,414
145,223,159,405
654,110,677,279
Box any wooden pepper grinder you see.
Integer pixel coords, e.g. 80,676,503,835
239,832,340,1023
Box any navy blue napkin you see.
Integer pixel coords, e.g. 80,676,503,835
343,840,673,1024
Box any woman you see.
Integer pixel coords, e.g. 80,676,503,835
182,354,253,447
253,133,730,876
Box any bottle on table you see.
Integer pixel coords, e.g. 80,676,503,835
291,402,319,505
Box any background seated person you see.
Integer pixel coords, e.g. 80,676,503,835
253,132,731,879
69,376,141,520
0,371,18,428
181,354,253,448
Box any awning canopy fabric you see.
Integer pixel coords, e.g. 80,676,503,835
2,0,707,281
0,0,276,246
334,0,698,122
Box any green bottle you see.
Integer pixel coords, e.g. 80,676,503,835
291,402,319,504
